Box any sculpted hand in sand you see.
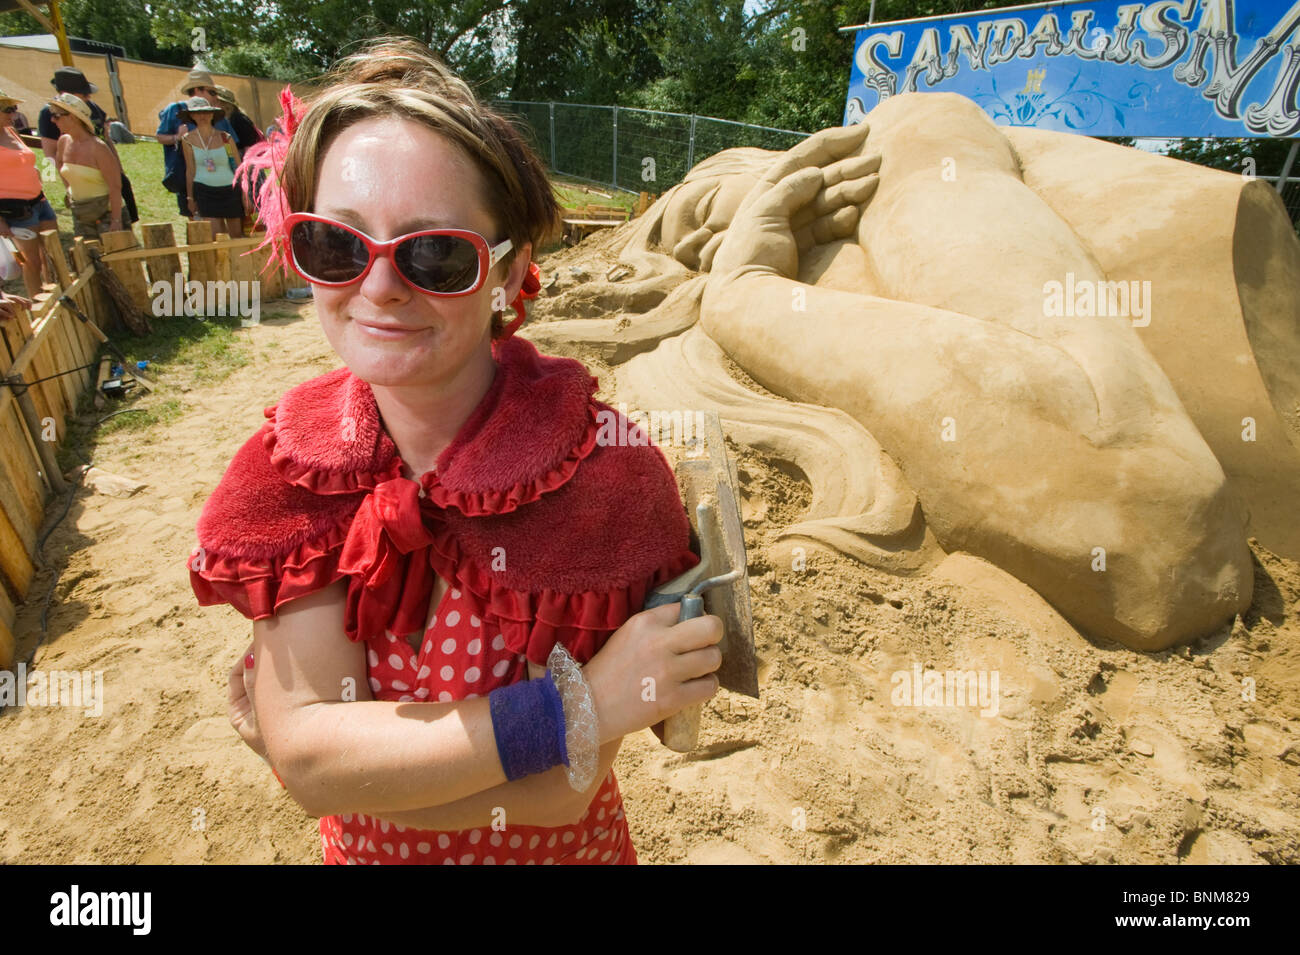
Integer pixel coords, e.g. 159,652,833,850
533,93,1300,651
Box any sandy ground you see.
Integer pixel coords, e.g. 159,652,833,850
2,279,1297,864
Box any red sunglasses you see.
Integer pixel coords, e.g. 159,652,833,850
282,212,513,296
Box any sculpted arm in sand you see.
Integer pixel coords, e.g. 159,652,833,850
683,102,1251,651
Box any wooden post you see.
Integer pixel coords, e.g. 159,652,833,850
66,240,99,378
186,220,217,287
40,231,71,288
93,355,111,410
41,290,82,415
0,502,36,611
141,223,182,292
214,232,232,287
0,602,16,670
73,238,106,332
0,370,46,542
2,297,61,427
229,234,256,287
0,422,40,562
37,236,92,395
5,369,68,494
100,230,153,315
252,242,284,300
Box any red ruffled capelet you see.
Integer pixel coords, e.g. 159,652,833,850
188,336,698,664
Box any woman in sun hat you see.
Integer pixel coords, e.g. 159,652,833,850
157,69,236,216
213,85,264,158
180,95,246,237
49,92,123,239
0,87,56,296
191,36,723,865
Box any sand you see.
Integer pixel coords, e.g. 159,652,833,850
1,278,1297,864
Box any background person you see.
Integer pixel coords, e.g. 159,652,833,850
50,93,122,239
37,66,137,225
0,88,55,297
180,96,245,237
157,69,235,216
214,85,264,158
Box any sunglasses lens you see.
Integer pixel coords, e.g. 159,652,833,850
290,220,369,284
395,233,480,293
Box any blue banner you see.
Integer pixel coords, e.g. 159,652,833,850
844,0,1300,137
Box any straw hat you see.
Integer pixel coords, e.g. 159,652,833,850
182,69,217,95
47,92,94,131
181,95,223,115
0,89,21,110
213,85,240,110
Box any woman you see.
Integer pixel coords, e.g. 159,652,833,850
190,38,722,865
50,92,122,239
0,88,56,296
180,96,245,237
214,86,264,158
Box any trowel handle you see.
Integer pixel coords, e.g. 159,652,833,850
661,593,705,752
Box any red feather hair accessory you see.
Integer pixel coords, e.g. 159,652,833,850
234,85,305,275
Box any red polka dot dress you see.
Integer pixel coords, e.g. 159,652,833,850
317,580,637,866
189,336,700,867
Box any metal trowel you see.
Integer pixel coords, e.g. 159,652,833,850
644,411,757,752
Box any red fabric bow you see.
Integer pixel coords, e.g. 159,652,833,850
338,477,435,590
501,261,542,340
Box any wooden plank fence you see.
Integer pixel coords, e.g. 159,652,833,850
0,224,306,668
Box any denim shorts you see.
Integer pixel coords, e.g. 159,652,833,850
2,197,56,231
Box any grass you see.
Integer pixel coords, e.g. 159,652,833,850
52,312,254,474
550,174,638,215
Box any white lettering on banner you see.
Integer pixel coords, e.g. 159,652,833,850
852,0,1300,135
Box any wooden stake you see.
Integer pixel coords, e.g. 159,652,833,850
141,223,182,291
5,370,68,494
186,220,217,286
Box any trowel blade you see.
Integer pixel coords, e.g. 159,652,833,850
674,413,758,698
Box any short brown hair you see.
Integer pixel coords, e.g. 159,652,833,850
278,37,559,337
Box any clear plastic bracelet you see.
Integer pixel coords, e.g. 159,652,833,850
547,642,599,792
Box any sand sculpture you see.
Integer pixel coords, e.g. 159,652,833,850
525,92,1300,652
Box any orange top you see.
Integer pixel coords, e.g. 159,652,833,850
0,129,43,201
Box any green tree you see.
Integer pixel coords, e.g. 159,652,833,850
1163,136,1297,177
0,0,190,64
508,0,664,103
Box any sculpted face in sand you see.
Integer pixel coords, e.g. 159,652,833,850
530,92,1300,651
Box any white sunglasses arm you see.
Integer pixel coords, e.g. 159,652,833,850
488,238,513,268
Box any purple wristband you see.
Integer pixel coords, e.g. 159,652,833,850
488,672,569,781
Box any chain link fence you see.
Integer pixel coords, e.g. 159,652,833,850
496,99,1300,230
496,100,810,194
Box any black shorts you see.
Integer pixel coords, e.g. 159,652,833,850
192,181,243,219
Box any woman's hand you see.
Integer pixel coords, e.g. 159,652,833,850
582,602,724,744
709,123,880,281
187,196,198,216
0,292,32,321
227,643,269,761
